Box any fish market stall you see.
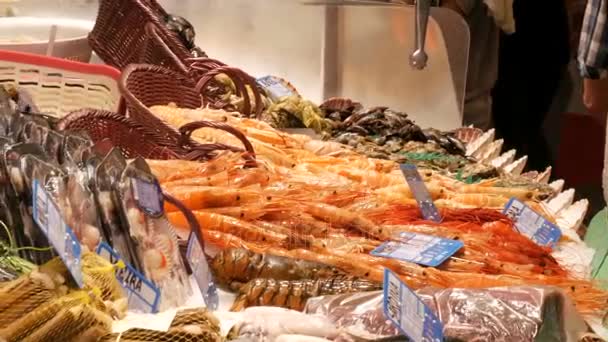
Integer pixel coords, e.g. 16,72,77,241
0,0,606,342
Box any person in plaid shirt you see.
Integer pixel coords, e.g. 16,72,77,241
579,0,608,112
578,0,608,203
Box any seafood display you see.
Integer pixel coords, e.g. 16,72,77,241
144,102,607,320
256,95,498,179
1,1,607,340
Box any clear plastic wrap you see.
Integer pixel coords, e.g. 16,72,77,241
116,157,192,310
304,287,602,342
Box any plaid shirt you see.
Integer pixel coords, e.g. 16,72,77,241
579,0,608,79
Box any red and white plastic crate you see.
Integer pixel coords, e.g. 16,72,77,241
0,49,121,118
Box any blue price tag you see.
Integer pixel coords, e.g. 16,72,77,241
371,232,463,267
503,198,562,248
400,164,441,222
131,178,164,217
383,269,443,342
186,232,219,310
256,75,297,101
32,180,83,287
96,242,161,313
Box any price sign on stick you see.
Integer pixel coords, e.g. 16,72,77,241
257,75,299,101
383,268,443,342
97,242,161,313
400,164,441,222
187,231,219,310
503,198,561,248
32,180,83,287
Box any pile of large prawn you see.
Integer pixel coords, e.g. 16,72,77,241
147,104,607,317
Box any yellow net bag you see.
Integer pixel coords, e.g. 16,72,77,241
98,308,223,342
20,304,112,342
0,260,68,326
0,253,125,341
0,290,108,342
81,252,125,302
98,328,223,342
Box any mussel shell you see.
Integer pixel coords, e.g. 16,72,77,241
346,125,369,135
165,14,196,49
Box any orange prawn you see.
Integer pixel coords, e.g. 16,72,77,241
162,185,265,212
167,211,289,246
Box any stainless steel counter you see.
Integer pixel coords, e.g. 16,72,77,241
12,0,470,130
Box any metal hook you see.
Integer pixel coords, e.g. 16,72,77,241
410,0,430,69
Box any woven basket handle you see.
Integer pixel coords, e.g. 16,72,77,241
187,57,226,74
144,23,190,74
178,120,257,168
193,65,264,119
163,192,214,269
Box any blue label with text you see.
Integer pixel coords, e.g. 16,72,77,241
503,198,561,248
131,178,164,218
32,180,83,287
96,242,160,313
257,75,297,101
383,269,443,342
186,232,219,310
372,232,463,267
400,164,441,222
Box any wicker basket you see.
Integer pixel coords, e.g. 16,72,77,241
122,61,264,122
57,108,179,160
120,63,200,143
88,0,192,71
57,108,257,167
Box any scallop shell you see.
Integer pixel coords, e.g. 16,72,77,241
545,188,575,215
504,156,527,175
480,139,504,163
491,149,516,169
556,199,589,232
520,170,539,180
549,179,565,193
467,129,495,157
535,166,552,184
452,127,483,145
551,241,594,278
320,97,362,113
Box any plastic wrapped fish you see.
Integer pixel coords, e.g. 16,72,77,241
304,287,601,342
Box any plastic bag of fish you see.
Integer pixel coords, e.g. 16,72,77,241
303,286,604,342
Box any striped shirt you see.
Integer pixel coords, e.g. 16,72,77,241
579,0,608,79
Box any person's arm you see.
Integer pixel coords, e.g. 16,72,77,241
579,0,608,113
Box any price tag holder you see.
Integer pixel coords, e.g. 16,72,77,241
371,232,463,267
186,232,219,310
32,180,83,287
97,242,161,313
131,178,164,218
400,164,441,222
503,198,562,248
384,269,443,342
256,75,298,101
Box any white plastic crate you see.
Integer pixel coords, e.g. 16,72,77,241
0,49,121,118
